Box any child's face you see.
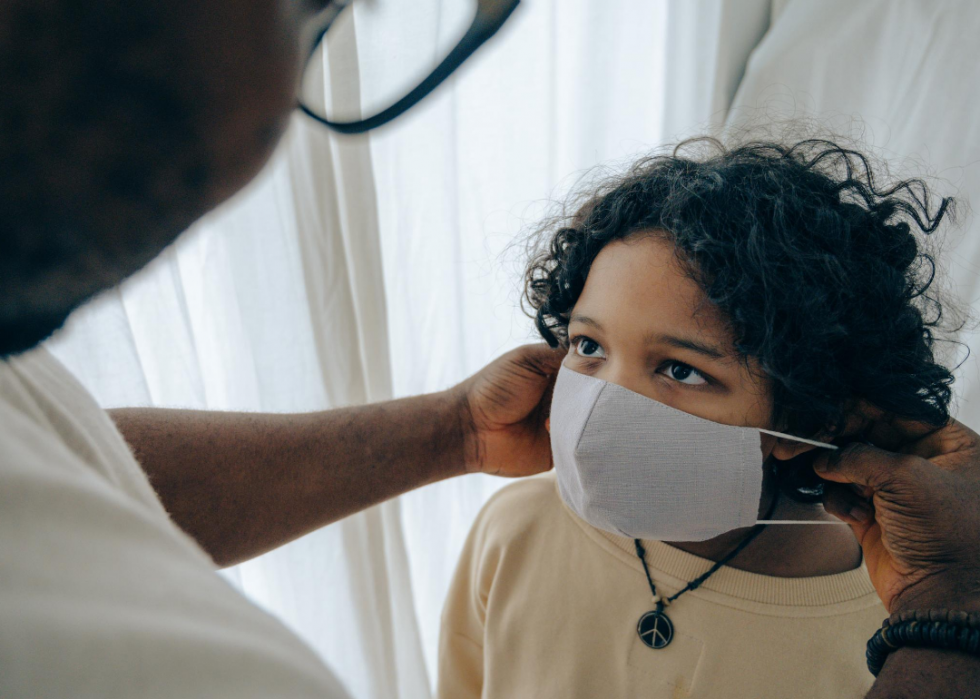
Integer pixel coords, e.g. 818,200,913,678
565,232,782,442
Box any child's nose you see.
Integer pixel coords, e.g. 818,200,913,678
602,364,660,403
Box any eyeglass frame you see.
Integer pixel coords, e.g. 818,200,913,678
298,0,521,135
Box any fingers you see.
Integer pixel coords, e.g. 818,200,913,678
850,400,938,451
510,344,562,419
512,343,564,378
822,482,876,544
863,414,942,452
822,482,873,525
899,418,980,462
812,441,916,488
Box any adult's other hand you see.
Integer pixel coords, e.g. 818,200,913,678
453,343,564,479
815,417,980,614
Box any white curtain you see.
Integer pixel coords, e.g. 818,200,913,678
68,1,980,697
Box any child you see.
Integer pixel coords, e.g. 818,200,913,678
437,139,955,698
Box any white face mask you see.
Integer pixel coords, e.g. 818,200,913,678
550,365,839,542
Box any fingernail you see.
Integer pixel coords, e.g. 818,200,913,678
813,459,828,474
849,504,872,523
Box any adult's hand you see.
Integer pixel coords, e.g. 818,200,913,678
116,343,564,567
815,417,980,614
453,343,564,478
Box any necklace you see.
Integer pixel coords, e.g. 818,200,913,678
634,492,779,650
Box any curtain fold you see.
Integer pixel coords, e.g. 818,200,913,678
660,0,774,141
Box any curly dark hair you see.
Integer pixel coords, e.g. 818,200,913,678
525,138,957,440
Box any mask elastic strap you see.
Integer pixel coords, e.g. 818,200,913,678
757,520,850,525
755,429,847,525
758,428,838,450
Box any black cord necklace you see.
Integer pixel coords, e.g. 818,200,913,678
634,491,780,649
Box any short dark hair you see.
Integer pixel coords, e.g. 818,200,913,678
524,138,957,439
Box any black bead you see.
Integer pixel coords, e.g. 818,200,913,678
968,629,980,654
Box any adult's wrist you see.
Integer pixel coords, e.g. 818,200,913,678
453,384,487,477
887,574,980,616
435,386,477,479
868,645,980,699
867,609,980,676
869,575,980,679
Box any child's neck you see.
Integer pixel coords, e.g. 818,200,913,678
665,494,863,578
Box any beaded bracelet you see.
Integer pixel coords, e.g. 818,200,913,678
867,609,980,676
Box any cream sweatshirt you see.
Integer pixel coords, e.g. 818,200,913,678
438,473,885,699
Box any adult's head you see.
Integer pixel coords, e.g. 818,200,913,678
0,0,520,357
0,0,345,356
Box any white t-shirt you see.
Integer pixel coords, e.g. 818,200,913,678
0,348,350,698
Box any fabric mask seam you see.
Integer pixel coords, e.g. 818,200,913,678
736,431,754,527
572,380,608,456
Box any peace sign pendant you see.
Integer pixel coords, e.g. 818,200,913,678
637,610,674,649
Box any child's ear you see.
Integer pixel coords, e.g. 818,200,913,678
770,438,817,461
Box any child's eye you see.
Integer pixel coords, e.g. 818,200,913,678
573,337,606,359
660,361,707,386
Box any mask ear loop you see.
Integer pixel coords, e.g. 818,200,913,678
758,428,838,450
755,433,849,525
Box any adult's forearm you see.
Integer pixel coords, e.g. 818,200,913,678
110,391,469,567
866,589,980,698
867,648,980,698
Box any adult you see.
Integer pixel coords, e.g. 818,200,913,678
817,416,980,697
0,1,977,697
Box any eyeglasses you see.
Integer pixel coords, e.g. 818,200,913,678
299,0,521,135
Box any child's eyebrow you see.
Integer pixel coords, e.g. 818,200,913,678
570,314,727,360
569,313,603,331
648,333,727,360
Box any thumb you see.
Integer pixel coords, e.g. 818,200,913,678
813,441,911,489
516,342,565,379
